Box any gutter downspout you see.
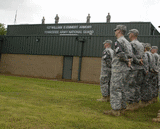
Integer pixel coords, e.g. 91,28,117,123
78,38,85,81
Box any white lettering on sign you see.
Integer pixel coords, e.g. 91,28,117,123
60,34,78,36
69,30,82,34
45,25,94,35
65,26,78,29
60,31,68,34
44,31,59,34
79,25,92,29
47,26,63,29
83,30,94,34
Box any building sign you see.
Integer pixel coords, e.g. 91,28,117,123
44,25,94,35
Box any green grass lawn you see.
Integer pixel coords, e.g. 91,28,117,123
0,75,160,129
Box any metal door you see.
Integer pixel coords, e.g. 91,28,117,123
63,56,73,79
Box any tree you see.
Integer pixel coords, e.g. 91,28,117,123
0,23,7,35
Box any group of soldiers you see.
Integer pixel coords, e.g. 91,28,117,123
97,24,160,122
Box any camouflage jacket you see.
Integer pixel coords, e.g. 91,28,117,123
143,52,149,73
112,36,132,72
145,51,154,72
101,48,114,75
152,53,159,72
158,54,160,72
130,40,144,70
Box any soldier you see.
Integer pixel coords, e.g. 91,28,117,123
106,13,111,23
55,14,59,24
152,83,160,122
86,14,91,23
42,16,45,24
126,29,144,110
144,43,154,104
97,40,114,102
104,25,132,116
151,46,159,103
140,43,150,107
152,47,160,122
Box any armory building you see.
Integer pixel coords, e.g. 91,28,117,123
0,22,159,83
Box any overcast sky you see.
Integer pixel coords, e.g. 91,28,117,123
1,0,160,32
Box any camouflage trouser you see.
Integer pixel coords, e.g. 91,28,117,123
159,72,160,100
159,85,160,101
151,73,158,98
135,69,144,103
153,73,158,98
141,72,152,102
125,70,137,104
100,71,111,97
110,71,129,110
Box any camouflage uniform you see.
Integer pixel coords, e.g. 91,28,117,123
100,41,114,98
151,46,159,99
158,53,160,100
141,49,150,102
110,25,132,111
152,59,160,122
145,44,154,101
128,38,144,104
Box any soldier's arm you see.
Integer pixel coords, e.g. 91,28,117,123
143,54,149,74
102,50,112,68
155,54,159,66
152,55,159,73
131,43,142,65
115,41,130,64
102,50,110,60
146,53,154,72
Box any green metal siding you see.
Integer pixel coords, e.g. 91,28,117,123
1,36,81,56
7,22,159,36
1,35,160,57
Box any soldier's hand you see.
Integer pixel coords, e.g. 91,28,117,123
140,58,143,65
151,69,154,73
146,71,148,75
128,59,131,67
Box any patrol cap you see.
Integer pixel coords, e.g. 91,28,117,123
127,29,139,36
114,25,127,32
145,43,151,48
151,46,158,50
103,40,112,44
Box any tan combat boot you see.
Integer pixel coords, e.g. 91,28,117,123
103,109,122,116
126,102,139,111
148,99,153,104
126,103,135,111
97,96,110,102
152,97,158,103
133,102,140,110
140,101,149,108
152,110,160,122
